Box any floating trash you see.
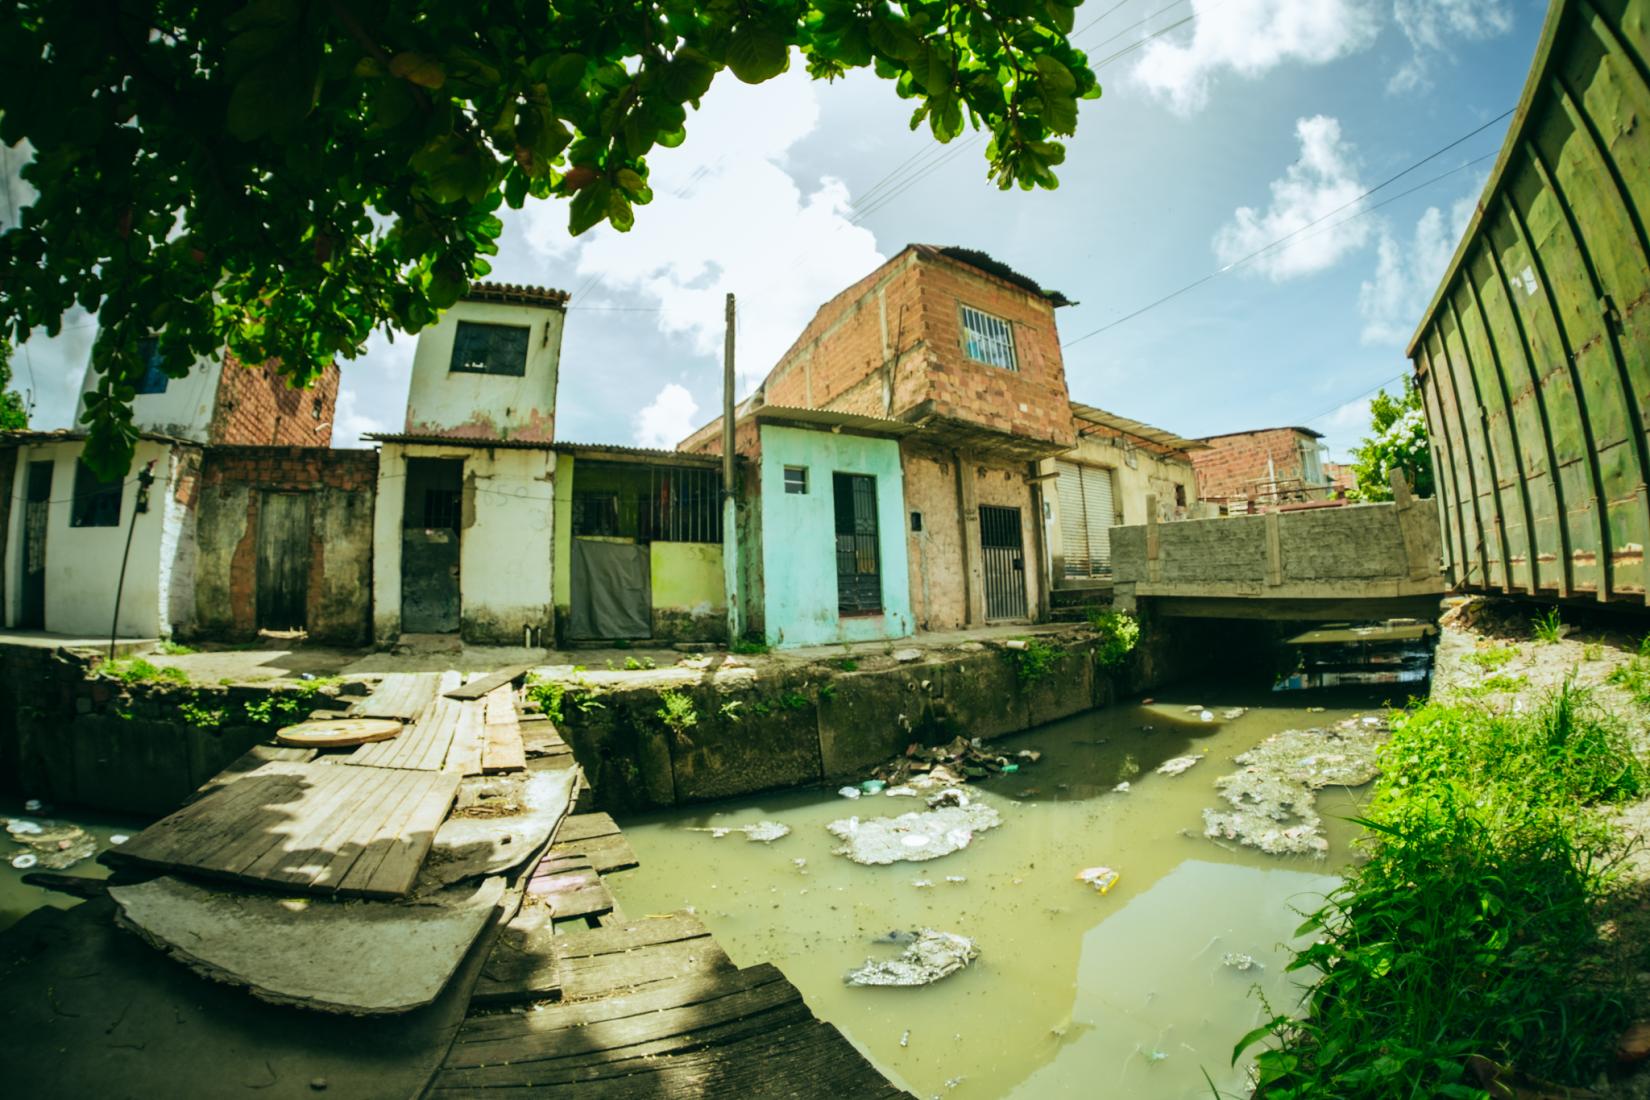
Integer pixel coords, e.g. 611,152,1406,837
7,819,43,836
1112,782,1131,793
827,802,1002,865
1156,756,1201,777
861,779,887,795
22,799,45,813
1076,866,1120,894
1199,710,1214,723
837,787,862,800
11,852,38,870
1222,708,1246,720
686,820,791,843
845,929,977,987
944,875,967,884
1222,952,1263,971
109,834,129,845
900,1029,910,1048
911,879,933,888
884,786,918,798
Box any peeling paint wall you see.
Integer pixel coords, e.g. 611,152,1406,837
758,425,913,648
191,448,376,644
404,300,564,442
2,439,191,638
78,357,225,444
650,542,726,640
372,442,555,643
902,442,969,631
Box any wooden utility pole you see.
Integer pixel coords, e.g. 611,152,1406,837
721,293,742,641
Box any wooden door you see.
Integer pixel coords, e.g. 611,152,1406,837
256,492,310,632
980,504,1028,620
20,461,51,629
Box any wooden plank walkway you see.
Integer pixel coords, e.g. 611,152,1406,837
480,686,526,774
347,696,458,770
445,699,486,777
351,672,443,721
554,913,733,1002
445,663,535,701
549,812,639,873
112,761,459,898
526,853,614,920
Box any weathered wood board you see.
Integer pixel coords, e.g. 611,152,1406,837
444,663,535,701
350,672,443,721
549,812,639,873
480,686,526,774
188,744,316,803
347,695,461,770
444,699,486,776
554,913,733,1002
526,853,613,919
111,761,459,898
471,904,561,1006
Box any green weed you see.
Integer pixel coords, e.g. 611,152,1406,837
1236,681,1646,1098
1013,638,1065,689
749,699,773,717
525,676,567,724
158,640,196,655
780,690,809,710
1582,644,1603,663
623,655,656,671
818,682,837,702
104,657,188,685
718,699,744,723
836,657,859,672
656,690,698,735
1607,654,1650,708
1087,609,1141,668
1532,606,1565,644
730,638,769,656
178,699,225,729
1465,645,1518,671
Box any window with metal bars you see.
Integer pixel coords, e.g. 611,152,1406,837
571,462,723,543
959,304,1017,371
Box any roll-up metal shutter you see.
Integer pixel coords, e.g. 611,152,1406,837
1056,461,1090,578
1081,464,1118,572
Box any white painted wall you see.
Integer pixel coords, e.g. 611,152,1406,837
77,356,224,443
404,301,564,441
372,442,556,642
3,439,193,638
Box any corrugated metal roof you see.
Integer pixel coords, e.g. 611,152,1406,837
0,428,199,447
1070,403,1209,452
556,441,728,466
466,282,570,308
365,432,556,450
1196,425,1324,442
753,404,919,436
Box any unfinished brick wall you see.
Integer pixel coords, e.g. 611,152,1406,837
190,447,376,644
209,357,340,447
1190,428,1319,505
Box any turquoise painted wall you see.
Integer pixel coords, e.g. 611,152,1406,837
758,425,914,648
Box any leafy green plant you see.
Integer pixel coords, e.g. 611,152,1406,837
1235,681,1646,1097
525,676,567,725
731,639,770,656
749,699,773,717
1346,377,1434,502
1607,652,1650,708
780,691,810,710
1012,638,1065,689
718,699,744,723
1532,606,1565,644
656,690,698,736
242,697,273,724
623,655,656,671
158,639,197,656
818,682,837,702
1465,645,1518,671
104,657,189,685
836,657,859,672
275,696,305,718
1475,673,1528,694
1582,644,1603,662
1086,609,1140,668
178,699,226,729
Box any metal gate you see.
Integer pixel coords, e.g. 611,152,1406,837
256,492,310,632
979,504,1027,620
20,461,51,629
833,473,882,614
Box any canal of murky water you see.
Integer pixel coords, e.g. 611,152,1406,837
0,799,145,932
610,679,1401,1099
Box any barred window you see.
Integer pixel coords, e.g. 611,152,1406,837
449,321,529,376
959,305,1017,371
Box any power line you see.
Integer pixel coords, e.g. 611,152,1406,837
1300,372,1411,428
1060,110,1515,350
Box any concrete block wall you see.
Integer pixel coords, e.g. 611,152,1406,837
191,447,377,644
210,356,341,448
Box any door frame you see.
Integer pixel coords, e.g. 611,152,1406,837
979,503,1028,620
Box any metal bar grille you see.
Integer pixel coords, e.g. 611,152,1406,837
833,473,882,615
980,504,1027,619
959,305,1018,371
573,462,723,543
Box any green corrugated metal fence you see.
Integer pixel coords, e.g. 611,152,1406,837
1410,0,1650,604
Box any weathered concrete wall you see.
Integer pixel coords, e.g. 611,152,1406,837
757,424,913,648
405,299,563,442
651,542,726,641
0,643,342,815
191,447,377,644
1,439,194,638
902,443,969,631
372,442,555,643
79,356,225,443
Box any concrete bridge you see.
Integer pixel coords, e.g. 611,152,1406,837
1111,478,1447,621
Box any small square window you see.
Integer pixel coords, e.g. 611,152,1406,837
783,466,808,495
959,304,1018,371
135,337,169,395
449,321,529,376
71,460,122,528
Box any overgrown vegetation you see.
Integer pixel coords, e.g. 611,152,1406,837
656,690,698,736
730,639,770,656
1465,644,1518,671
1012,637,1065,688
1237,681,1646,1098
623,655,657,671
1347,377,1433,502
1606,635,1650,706
1087,609,1140,668
103,657,189,685
158,639,197,656
525,671,604,725
836,657,859,672
1532,606,1565,644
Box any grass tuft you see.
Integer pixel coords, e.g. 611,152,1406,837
1532,606,1564,644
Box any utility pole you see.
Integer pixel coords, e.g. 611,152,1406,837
721,293,742,643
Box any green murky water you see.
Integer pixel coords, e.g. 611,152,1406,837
0,799,147,931
609,682,1396,1099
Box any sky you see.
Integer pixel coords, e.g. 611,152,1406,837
4,0,1544,462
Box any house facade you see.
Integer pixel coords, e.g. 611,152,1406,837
368,283,566,645
1190,426,1331,514
684,245,1077,644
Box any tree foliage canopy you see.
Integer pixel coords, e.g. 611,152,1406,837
0,0,1099,474
0,339,27,431
1348,377,1433,502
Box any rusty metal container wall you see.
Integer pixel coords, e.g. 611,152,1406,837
1409,0,1650,604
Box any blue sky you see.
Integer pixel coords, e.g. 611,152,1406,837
7,0,1544,461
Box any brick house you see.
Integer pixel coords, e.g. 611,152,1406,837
1190,426,1331,514
0,349,364,640
683,245,1078,643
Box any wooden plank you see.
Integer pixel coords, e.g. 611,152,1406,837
480,687,526,774
470,906,561,1006
189,744,315,802
348,693,461,771
113,765,309,869
260,767,424,891
555,812,621,844
550,830,638,874
444,699,485,776
557,929,732,1002
527,856,612,919
333,770,459,897
351,673,441,721
232,763,401,886
444,663,535,701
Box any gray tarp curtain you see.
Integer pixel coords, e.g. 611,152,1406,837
569,539,651,639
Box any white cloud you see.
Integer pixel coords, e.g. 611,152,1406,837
633,383,700,449
329,328,413,447
1318,392,1378,462
1358,187,1479,344
1214,116,1372,280
1132,0,1380,115
1390,0,1514,93
522,62,884,389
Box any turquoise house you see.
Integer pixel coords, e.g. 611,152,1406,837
738,411,914,649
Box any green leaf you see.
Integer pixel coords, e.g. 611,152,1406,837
389,52,446,89
543,53,587,95
869,16,924,62
726,25,789,84
568,180,612,234
226,60,314,140
665,47,717,102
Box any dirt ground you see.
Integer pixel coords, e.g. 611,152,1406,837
1432,597,1650,1096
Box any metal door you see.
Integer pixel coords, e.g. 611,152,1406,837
833,473,882,614
256,492,310,632
980,504,1028,620
1055,461,1119,578
401,458,463,633
20,461,51,629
